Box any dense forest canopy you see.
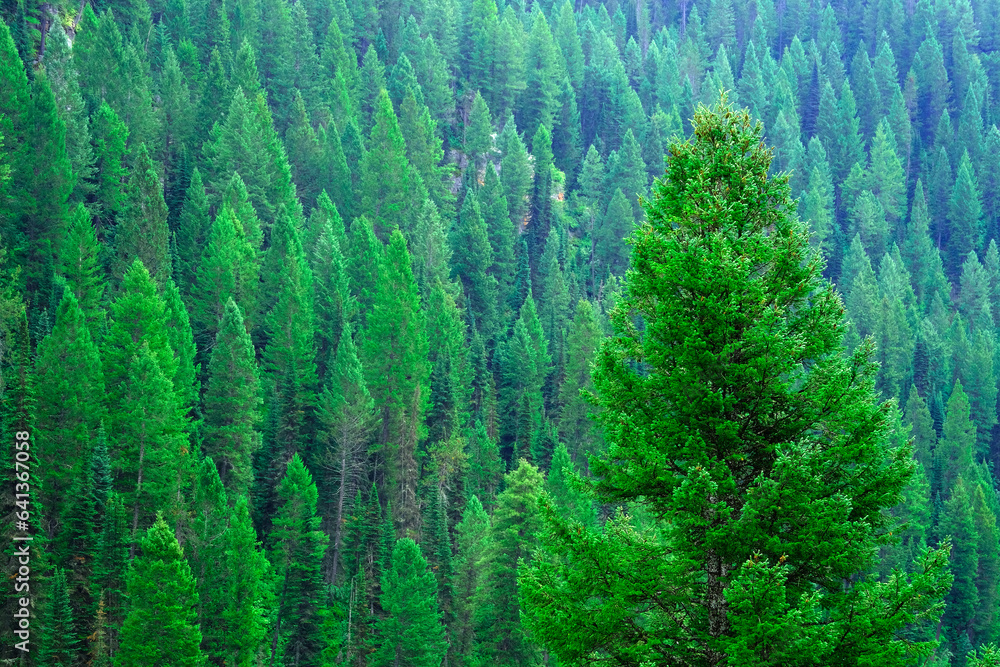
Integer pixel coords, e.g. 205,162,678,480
1,0,1000,663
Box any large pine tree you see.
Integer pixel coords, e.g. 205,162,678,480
522,96,951,667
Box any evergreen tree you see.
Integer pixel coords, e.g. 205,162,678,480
546,442,595,527
905,385,938,473
972,482,1000,645
450,495,491,667
203,299,262,494
521,96,952,667
173,167,211,298
316,324,374,583
558,299,602,473
94,493,129,657
360,88,414,239
499,121,532,231
16,71,73,307
474,459,547,667
113,143,171,287
940,476,979,653
596,188,634,277
496,298,549,460
452,191,499,340
308,202,353,381
481,165,516,308
187,460,268,667
518,9,561,140
464,420,503,508
363,229,429,537
948,150,984,278
269,454,329,667
189,203,259,352
36,569,79,667
115,515,204,667
465,90,494,170
527,123,554,271
409,198,454,298
34,288,105,524
938,379,978,497
373,538,448,667
205,86,298,228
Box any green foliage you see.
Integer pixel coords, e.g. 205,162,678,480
115,515,204,667
34,288,105,522
36,568,79,667
113,143,171,286
374,538,448,667
361,88,413,239
363,229,428,536
203,299,262,493
476,459,547,667
523,96,951,666
268,454,329,667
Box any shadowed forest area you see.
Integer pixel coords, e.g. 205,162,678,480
1,0,1000,664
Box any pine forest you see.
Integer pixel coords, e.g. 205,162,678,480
5,0,1000,664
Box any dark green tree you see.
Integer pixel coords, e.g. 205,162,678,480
36,569,79,667
948,150,984,278
113,143,171,287
558,299,603,473
940,476,979,653
268,454,329,667
450,494,491,667
452,191,499,340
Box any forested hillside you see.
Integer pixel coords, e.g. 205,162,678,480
1,0,999,664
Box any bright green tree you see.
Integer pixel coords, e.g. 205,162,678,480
360,88,413,239
363,229,429,537
115,515,204,667
189,203,259,351
521,97,952,667
203,299,262,494
59,203,106,340
545,442,595,528
374,538,448,667
475,459,547,667
187,459,269,667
